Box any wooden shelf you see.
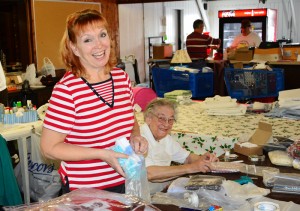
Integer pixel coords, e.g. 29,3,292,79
8,86,54,108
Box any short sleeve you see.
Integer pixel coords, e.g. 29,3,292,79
166,136,190,163
43,83,76,134
118,68,134,109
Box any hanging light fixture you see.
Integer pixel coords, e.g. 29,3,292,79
259,0,267,4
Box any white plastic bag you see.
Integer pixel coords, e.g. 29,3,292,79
15,133,61,202
40,57,56,77
8,188,160,210
24,64,37,85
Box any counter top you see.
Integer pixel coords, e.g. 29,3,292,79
268,60,300,65
229,60,300,65
147,58,171,63
148,58,227,64
148,58,300,65
7,86,46,93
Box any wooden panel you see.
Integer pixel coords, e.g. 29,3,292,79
98,0,120,59
33,0,101,70
0,0,31,70
7,86,54,108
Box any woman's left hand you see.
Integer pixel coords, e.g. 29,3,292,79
130,135,148,154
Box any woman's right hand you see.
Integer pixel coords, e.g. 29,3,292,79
102,150,129,177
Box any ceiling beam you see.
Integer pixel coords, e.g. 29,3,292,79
117,0,188,4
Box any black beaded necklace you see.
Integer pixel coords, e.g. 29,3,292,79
81,74,114,108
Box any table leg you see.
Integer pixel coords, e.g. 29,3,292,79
209,61,228,96
17,137,30,205
148,64,154,90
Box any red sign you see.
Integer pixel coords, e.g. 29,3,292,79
218,8,268,18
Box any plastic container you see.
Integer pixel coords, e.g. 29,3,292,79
152,67,214,99
3,110,38,124
224,68,284,100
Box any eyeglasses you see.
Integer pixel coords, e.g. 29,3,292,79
152,113,176,125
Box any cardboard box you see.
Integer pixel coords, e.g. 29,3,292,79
234,122,272,156
228,47,254,61
282,45,300,61
233,62,244,69
253,48,281,61
234,48,254,61
153,45,173,59
6,75,23,84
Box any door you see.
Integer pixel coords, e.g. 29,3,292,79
219,17,266,50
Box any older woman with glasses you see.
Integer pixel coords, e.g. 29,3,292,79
140,98,218,194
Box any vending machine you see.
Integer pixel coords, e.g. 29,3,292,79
218,8,277,50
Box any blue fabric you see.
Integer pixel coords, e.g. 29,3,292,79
0,135,23,206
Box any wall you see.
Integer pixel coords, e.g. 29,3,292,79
0,0,32,69
97,0,120,57
118,4,145,82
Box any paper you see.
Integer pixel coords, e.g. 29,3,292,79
0,61,6,89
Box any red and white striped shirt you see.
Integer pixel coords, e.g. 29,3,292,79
43,68,134,190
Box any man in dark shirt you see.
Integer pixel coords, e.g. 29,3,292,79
186,19,221,68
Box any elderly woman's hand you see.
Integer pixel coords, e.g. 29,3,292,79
201,152,219,162
190,160,213,173
130,135,148,154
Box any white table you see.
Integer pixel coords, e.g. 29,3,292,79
0,121,43,205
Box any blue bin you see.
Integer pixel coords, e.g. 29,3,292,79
152,67,214,98
224,68,284,100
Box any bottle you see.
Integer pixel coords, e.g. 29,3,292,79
27,100,33,110
12,102,18,113
224,149,230,161
16,101,22,108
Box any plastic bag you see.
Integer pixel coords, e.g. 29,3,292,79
287,140,300,159
4,188,160,211
112,137,150,202
24,64,37,86
152,191,212,210
40,57,56,77
167,177,269,211
15,133,61,202
184,175,225,191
